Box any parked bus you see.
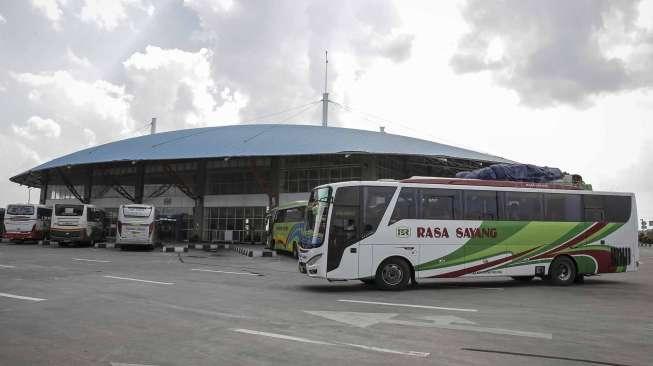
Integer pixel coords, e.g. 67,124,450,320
0,208,4,237
299,178,638,290
116,204,157,250
3,204,52,243
50,204,105,247
266,200,307,258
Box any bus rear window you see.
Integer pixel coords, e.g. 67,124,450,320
123,206,153,218
6,205,34,216
55,204,84,216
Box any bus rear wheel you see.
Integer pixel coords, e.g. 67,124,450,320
375,258,410,291
548,256,577,286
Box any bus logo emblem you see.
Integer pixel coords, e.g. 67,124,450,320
396,226,411,238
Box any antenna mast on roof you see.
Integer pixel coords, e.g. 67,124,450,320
322,50,329,127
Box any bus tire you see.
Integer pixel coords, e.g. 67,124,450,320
511,276,534,282
375,257,410,291
548,256,576,286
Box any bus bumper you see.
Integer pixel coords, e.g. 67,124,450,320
4,232,40,240
50,229,85,243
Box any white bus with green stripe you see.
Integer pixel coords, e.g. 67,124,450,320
298,177,638,290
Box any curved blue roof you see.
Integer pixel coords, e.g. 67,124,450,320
18,124,512,175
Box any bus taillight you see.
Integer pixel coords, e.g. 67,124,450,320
149,222,154,236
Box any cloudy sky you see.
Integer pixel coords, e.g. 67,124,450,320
0,0,652,219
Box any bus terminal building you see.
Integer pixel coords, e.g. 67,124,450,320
9,124,511,243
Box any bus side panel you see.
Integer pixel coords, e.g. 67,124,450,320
325,242,359,280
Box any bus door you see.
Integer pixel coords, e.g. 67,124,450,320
326,186,360,279
327,186,396,279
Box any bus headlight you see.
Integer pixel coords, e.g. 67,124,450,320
307,254,322,266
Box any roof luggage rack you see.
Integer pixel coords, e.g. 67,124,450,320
401,176,586,190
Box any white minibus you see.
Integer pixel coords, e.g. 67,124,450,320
3,204,51,243
50,204,105,247
116,204,157,250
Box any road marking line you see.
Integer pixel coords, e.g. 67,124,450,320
73,258,111,263
190,268,261,276
110,363,157,366
103,275,174,285
338,299,478,312
233,328,331,345
341,342,430,358
232,328,429,358
0,264,16,268
0,292,46,302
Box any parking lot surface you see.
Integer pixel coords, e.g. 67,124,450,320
0,243,651,366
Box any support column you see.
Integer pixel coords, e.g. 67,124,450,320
269,157,280,208
83,167,93,204
134,163,145,204
192,161,207,241
361,155,379,181
39,172,49,205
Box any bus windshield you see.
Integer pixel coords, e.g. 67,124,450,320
6,205,34,216
123,206,153,218
302,187,331,248
55,204,84,216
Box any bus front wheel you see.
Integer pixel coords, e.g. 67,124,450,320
548,256,577,286
375,258,410,291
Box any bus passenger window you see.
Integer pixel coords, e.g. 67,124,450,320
275,210,286,223
503,192,543,221
420,190,454,220
285,208,304,222
605,196,631,223
389,188,417,225
544,193,582,221
362,186,396,236
583,195,605,222
463,191,498,220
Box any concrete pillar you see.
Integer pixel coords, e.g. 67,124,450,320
83,167,93,203
269,157,280,208
361,155,379,181
134,163,145,204
39,172,49,205
192,160,207,241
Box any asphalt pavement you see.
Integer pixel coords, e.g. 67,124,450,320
0,242,651,366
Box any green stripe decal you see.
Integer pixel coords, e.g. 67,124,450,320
416,221,528,271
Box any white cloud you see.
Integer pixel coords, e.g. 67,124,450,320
12,116,62,140
123,45,246,129
80,0,154,31
66,48,92,69
30,0,66,30
12,70,135,137
451,0,653,108
0,13,6,24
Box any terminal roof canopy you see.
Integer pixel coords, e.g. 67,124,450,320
11,124,513,185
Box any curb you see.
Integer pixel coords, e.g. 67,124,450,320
95,242,116,249
231,246,276,258
162,246,188,253
191,243,230,251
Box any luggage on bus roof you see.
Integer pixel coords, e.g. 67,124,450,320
456,163,563,183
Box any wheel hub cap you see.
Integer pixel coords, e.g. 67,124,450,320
382,264,403,285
